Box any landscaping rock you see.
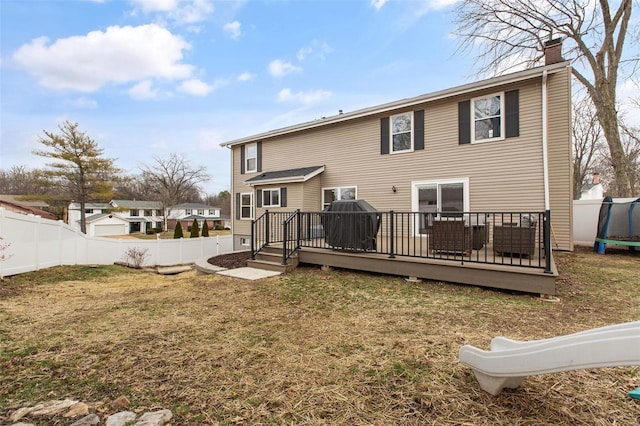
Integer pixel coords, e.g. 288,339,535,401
9,407,31,422
70,413,100,426
30,399,79,416
106,410,137,426
64,402,90,418
111,395,131,410
133,409,173,426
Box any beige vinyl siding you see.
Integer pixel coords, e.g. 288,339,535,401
546,69,573,250
302,175,322,211
230,67,572,250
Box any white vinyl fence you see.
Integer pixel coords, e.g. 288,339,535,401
0,208,233,277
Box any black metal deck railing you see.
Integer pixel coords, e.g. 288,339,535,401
252,210,552,273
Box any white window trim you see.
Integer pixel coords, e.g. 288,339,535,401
322,186,358,209
411,178,470,237
390,112,414,154
471,92,505,144
245,142,258,174
240,237,250,247
262,188,281,208
240,192,254,220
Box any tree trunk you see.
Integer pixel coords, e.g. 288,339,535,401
588,87,631,197
80,201,87,234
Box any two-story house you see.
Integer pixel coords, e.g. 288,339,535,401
166,203,226,231
222,42,573,256
67,200,163,236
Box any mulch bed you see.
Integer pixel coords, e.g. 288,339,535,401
207,250,251,269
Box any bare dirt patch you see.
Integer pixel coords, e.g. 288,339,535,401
1,251,639,425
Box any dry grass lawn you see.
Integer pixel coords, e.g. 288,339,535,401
1,248,639,425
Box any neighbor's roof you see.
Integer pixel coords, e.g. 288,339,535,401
244,165,325,186
0,199,58,220
82,213,129,224
220,61,571,148
0,194,49,208
169,203,219,210
69,202,111,210
110,199,163,209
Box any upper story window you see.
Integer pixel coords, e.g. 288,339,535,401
246,143,257,173
185,209,192,215
322,186,357,209
390,112,413,153
208,209,216,215
85,209,93,214
144,209,152,216
262,189,280,207
156,209,162,216
130,209,139,217
197,209,204,215
472,93,504,143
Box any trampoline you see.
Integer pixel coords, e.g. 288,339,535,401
594,196,640,253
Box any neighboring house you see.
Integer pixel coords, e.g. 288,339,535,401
0,197,58,221
0,194,51,211
166,203,226,231
580,172,604,200
221,41,573,253
67,200,163,236
109,199,164,234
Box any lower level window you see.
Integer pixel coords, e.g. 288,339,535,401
322,186,357,209
240,237,250,247
240,193,253,219
263,188,280,207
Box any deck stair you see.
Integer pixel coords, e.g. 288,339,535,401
247,245,299,273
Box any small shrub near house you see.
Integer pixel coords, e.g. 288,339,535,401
173,222,184,239
215,225,225,230
190,219,200,238
202,221,210,237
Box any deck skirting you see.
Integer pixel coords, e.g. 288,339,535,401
298,247,557,295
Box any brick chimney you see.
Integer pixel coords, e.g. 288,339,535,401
544,38,563,65
592,172,600,185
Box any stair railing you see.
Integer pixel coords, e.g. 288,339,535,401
250,210,269,260
281,209,301,265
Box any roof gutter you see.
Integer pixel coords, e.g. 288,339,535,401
542,69,550,211
220,61,571,148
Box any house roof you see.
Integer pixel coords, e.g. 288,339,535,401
69,202,112,210
110,199,163,209
220,61,571,148
169,203,219,210
83,213,130,224
0,199,58,220
0,194,49,208
244,165,325,186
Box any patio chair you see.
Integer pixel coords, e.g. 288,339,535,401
431,219,471,255
493,221,537,257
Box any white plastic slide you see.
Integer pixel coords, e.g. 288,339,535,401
458,321,640,395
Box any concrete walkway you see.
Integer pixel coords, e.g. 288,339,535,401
194,256,281,280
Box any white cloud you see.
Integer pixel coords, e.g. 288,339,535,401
130,0,214,24
237,72,255,82
268,59,302,78
297,40,332,61
128,80,160,100
178,78,213,96
12,24,193,93
64,96,98,109
370,0,388,11
277,88,332,105
223,21,242,39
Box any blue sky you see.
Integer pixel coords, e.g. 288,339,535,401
1,0,504,195
0,0,467,195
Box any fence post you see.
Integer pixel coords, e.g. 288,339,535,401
296,209,301,249
389,211,395,259
265,210,270,246
250,218,256,259
544,210,552,274
282,220,288,265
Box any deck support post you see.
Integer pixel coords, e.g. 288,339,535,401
389,210,396,259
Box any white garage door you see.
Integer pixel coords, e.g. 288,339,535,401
95,224,124,237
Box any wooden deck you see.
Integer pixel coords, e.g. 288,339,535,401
263,237,558,296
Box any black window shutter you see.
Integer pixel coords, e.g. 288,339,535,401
414,110,424,150
240,145,245,174
280,188,287,207
256,189,262,208
505,89,520,138
380,117,390,154
257,141,262,172
458,100,471,145
235,193,241,220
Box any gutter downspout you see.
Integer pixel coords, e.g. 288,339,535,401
226,145,234,246
542,69,550,210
